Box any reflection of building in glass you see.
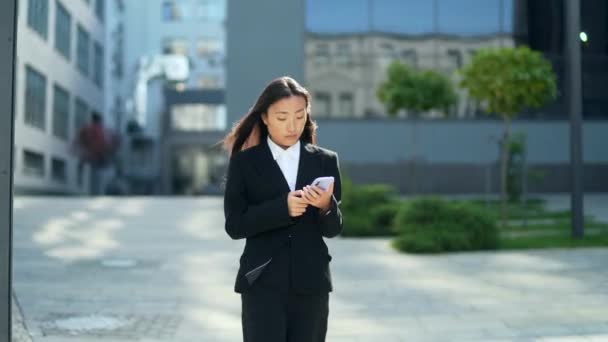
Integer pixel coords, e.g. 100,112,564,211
306,32,514,118
305,0,608,120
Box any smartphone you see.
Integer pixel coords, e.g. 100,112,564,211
311,176,334,191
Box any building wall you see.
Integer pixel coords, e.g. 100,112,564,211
314,119,608,193
14,0,105,194
226,0,306,125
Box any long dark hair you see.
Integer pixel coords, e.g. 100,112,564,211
222,76,317,156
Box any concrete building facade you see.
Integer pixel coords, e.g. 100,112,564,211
13,0,107,194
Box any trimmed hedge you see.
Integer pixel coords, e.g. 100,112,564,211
341,179,401,237
392,197,499,253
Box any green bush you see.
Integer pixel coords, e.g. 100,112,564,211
392,197,499,253
340,178,401,237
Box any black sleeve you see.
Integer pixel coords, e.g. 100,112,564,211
318,152,343,238
223,153,294,240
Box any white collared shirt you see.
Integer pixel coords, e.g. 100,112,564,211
267,136,300,191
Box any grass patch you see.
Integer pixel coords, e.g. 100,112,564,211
500,220,608,233
467,198,571,220
499,234,608,249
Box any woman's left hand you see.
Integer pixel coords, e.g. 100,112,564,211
301,182,333,212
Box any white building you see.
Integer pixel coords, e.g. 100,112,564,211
13,0,111,194
121,0,226,138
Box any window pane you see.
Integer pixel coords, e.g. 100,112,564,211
162,1,182,21
197,75,222,88
94,42,104,87
77,25,90,75
23,150,45,177
55,1,71,60
53,84,70,140
339,93,354,117
112,23,125,78
194,0,225,21
74,97,89,131
437,0,504,35
314,92,331,117
196,37,221,58
28,0,49,39
95,0,104,21
51,157,67,183
25,65,47,130
171,104,226,131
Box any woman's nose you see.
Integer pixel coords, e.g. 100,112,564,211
286,119,295,132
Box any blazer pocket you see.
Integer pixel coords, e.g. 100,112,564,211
244,257,272,285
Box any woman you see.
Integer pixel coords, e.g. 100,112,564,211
222,76,343,342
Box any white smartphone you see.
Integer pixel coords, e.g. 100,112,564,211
311,176,334,191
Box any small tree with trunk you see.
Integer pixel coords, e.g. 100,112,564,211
459,46,557,225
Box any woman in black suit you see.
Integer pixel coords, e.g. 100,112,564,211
222,76,343,342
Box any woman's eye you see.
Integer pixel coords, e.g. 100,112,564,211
277,118,286,121
297,116,304,120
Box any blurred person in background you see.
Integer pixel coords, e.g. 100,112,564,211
72,112,121,195
222,76,343,342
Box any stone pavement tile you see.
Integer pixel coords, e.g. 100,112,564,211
328,333,430,342
12,294,33,342
31,338,137,342
570,322,608,336
536,336,592,342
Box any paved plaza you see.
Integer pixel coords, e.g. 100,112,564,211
10,195,608,341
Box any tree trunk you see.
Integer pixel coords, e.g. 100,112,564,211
500,116,511,227
411,117,418,194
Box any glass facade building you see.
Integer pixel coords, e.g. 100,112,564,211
305,0,608,119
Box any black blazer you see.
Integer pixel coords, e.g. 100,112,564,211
224,138,343,294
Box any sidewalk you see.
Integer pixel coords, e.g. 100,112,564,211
11,195,608,341
12,290,33,342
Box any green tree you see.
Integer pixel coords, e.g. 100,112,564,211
378,62,456,116
377,62,457,193
459,46,557,225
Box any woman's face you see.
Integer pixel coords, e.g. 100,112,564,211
262,95,307,149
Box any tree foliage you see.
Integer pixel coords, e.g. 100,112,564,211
378,62,457,116
459,46,557,118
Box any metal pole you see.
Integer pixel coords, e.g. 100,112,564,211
565,0,584,238
1,0,18,340
521,135,528,228
432,0,439,68
366,0,374,116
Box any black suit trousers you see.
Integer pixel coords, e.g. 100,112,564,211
241,287,329,342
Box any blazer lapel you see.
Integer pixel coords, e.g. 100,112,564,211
295,142,319,191
253,138,291,194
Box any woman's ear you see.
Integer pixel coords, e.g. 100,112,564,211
261,112,268,126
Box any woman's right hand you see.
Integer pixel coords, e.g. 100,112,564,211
287,190,308,217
